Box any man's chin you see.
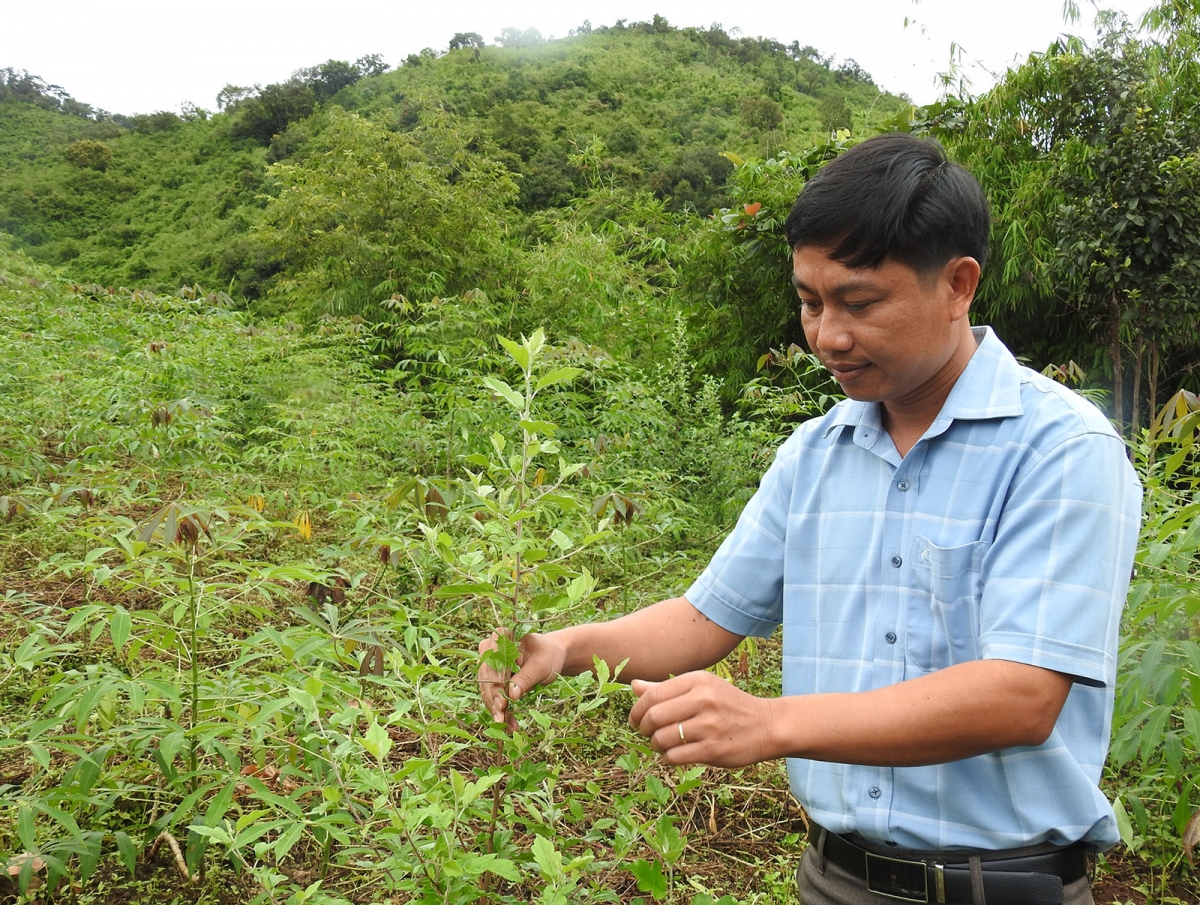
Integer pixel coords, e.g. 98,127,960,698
836,382,884,403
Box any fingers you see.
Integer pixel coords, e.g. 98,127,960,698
628,672,770,768
629,676,699,750
478,631,513,723
477,630,565,727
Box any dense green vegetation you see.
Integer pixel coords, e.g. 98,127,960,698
0,7,1198,904
0,242,824,904
0,23,902,304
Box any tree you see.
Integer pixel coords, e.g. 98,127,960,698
63,139,112,171
495,27,544,49
1052,64,1200,428
296,60,361,102
257,111,519,322
937,10,1200,431
130,111,182,134
738,96,783,132
818,93,851,133
0,68,70,111
836,58,874,85
215,84,254,112
449,32,484,51
354,54,390,78
229,80,317,144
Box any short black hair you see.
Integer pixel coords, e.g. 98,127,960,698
783,133,990,274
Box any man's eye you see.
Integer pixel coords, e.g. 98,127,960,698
799,298,821,311
845,301,875,313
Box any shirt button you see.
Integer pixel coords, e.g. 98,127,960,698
885,631,897,644
897,479,910,491
891,555,903,568
869,786,882,799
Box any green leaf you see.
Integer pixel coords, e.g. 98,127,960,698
433,582,501,600
27,742,50,770
497,336,529,371
110,605,131,654
460,853,521,882
273,820,305,860
527,328,546,359
114,831,138,876
205,780,236,829
361,721,393,761
1183,707,1200,751
460,772,505,807
239,776,305,817
449,768,466,800
17,804,35,849
566,569,594,604
532,835,562,880
78,836,102,882
519,419,557,435
534,367,583,392
482,376,524,410
188,825,234,845
631,858,667,900
1112,795,1136,850
287,687,318,719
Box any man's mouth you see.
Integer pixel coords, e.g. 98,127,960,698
824,362,869,383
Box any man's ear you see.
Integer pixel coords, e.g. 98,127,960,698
943,256,981,320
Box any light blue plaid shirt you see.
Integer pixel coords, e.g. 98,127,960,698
687,327,1141,851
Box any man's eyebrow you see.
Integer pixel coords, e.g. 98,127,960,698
790,274,882,296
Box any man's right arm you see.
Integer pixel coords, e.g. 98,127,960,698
479,596,744,728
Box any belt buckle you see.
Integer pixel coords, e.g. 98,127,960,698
864,851,930,902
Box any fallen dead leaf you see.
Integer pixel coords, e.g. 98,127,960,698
2,853,46,892
1183,809,1200,866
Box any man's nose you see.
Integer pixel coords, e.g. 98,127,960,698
812,308,853,352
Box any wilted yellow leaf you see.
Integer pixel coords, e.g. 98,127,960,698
1184,809,1200,866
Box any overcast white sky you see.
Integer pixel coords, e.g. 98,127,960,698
2,1,1160,115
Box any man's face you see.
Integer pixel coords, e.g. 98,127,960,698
792,245,978,413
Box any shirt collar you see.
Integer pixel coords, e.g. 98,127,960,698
821,326,1025,441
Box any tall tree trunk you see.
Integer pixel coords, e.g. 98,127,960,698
1109,291,1125,432
1131,332,1144,436
1147,340,1161,464
1148,342,1160,431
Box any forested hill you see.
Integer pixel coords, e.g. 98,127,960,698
0,20,906,300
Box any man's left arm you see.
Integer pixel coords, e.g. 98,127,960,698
632,427,1140,769
630,658,1069,768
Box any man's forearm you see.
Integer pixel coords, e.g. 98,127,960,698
554,596,743,681
763,658,1073,766
630,657,1074,769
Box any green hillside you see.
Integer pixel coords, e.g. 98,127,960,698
0,23,905,304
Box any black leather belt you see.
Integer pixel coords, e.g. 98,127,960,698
814,826,1090,904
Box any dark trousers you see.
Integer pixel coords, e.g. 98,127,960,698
797,840,1095,905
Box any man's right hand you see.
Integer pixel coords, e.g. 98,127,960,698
478,630,568,730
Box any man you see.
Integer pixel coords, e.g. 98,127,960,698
480,133,1141,905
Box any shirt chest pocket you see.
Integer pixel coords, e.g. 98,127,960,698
906,536,989,673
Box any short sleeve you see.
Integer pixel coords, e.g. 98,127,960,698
685,441,796,638
978,431,1141,686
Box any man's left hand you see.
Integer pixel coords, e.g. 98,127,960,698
629,672,776,768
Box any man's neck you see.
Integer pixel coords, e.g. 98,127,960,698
882,327,982,457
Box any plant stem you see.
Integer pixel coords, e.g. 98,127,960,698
187,544,199,789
